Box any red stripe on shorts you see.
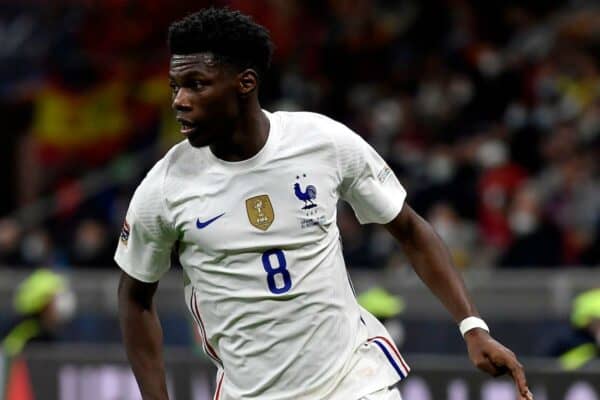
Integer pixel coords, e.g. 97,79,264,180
213,371,225,400
191,288,222,364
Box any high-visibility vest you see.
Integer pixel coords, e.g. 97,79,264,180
559,343,598,370
1,320,41,358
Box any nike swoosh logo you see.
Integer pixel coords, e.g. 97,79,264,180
196,213,225,229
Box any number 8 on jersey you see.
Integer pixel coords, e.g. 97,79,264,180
261,249,291,294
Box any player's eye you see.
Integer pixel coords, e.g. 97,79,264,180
192,80,205,90
169,82,180,94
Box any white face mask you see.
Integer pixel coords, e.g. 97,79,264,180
477,49,502,78
427,155,455,183
21,232,50,264
432,219,454,243
509,211,538,235
476,140,508,169
372,99,403,136
53,290,77,323
504,102,527,130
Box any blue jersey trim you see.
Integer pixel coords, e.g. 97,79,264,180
372,339,407,379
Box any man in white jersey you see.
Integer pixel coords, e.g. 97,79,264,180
116,8,533,400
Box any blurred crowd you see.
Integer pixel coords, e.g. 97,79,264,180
0,0,598,270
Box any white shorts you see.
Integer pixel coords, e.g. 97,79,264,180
360,387,402,400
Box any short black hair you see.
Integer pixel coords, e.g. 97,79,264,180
168,8,274,78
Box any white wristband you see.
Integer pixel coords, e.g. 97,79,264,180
459,316,489,337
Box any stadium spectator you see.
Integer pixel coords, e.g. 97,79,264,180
499,183,563,268
427,202,478,269
0,269,76,357
539,289,600,370
68,219,115,268
476,138,529,250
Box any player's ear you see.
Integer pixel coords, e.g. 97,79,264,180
238,69,258,96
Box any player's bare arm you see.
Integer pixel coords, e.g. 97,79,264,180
384,203,533,400
118,272,169,400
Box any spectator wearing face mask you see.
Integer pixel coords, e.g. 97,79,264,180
0,269,76,357
498,183,563,268
428,202,478,269
476,138,529,251
69,219,116,267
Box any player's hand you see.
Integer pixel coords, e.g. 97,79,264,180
464,328,533,400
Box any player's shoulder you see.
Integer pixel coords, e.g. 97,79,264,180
275,110,349,132
273,110,357,147
138,141,180,183
133,140,192,196
153,139,208,180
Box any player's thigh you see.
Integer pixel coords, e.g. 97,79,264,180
359,386,402,400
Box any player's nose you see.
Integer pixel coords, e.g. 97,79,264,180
172,88,193,112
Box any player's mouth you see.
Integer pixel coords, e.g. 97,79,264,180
177,118,198,136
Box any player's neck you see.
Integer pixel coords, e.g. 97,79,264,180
209,102,269,162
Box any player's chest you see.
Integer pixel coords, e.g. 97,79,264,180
172,162,339,252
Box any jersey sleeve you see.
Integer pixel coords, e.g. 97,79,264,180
333,124,407,225
114,162,177,283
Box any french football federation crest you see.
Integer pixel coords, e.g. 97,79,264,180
294,174,317,210
245,195,274,231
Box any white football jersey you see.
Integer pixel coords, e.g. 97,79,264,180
115,111,410,400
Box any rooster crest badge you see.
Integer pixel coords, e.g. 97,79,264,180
294,174,317,210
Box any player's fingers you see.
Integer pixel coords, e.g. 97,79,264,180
489,352,532,400
507,360,532,399
473,356,501,376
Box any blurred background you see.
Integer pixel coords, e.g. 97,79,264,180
0,0,599,399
